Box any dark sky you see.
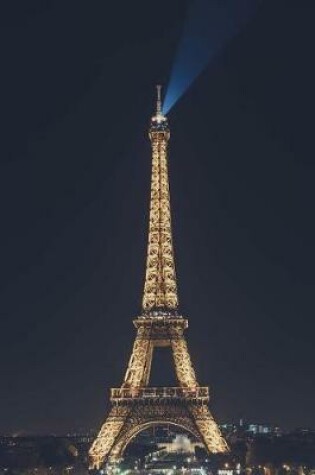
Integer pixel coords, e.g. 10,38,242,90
1,1,315,435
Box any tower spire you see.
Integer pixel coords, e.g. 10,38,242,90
142,87,178,312
156,84,162,116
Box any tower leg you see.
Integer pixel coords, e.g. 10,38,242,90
89,406,130,469
123,328,152,387
171,337,198,387
189,405,229,453
142,343,153,386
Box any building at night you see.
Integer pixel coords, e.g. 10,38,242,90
89,87,228,469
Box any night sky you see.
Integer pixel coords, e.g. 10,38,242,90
1,1,315,435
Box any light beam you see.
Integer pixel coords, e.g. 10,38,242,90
163,0,262,115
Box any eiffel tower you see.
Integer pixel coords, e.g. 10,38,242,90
89,86,229,469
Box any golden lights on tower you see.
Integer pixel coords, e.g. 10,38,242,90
142,85,178,311
88,87,229,470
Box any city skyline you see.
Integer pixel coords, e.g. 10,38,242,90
1,0,315,436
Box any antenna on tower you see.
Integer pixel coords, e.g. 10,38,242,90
156,84,162,115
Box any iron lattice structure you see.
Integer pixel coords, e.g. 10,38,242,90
89,86,228,469
142,96,178,311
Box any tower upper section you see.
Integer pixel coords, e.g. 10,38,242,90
142,86,179,313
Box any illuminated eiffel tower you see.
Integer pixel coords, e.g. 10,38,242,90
89,86,229,469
